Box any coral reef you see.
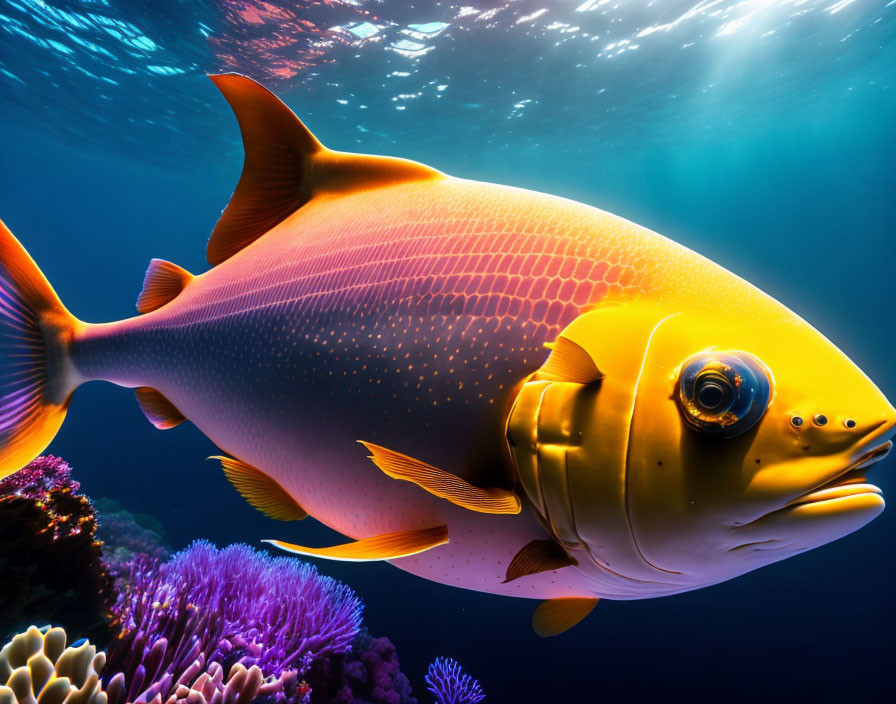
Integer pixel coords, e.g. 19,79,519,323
424,659,484,704
0,625,106,704
0,456,114,640
305,630,417,704
1,454,485,703
104,541,363,704
93,498,170,580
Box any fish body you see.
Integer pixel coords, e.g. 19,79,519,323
1,75,893,633
72,176,705,599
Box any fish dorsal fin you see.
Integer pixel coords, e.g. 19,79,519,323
134,387,186,429
136,259,194,313
534,335,604,385
532,598,599,637
208,73,443,266
359,441,521,515
210,455,307,521
264,525,449,562
504,539,577,583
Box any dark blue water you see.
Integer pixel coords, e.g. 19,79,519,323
2,1,895,701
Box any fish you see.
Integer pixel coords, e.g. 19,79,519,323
1,73,893,637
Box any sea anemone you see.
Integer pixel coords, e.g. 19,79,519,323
424,659,484,704
0,625,106,704
104,541,363,704
0,455,114,639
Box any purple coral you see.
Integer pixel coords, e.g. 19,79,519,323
0,454,80,498
104,541,362,704
305,631,417,704
425,659,485,704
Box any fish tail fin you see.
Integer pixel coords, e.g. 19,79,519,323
0,218,81,479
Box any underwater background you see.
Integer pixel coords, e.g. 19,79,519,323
0,1,894,701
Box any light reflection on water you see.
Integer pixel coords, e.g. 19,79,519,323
0,0,893,162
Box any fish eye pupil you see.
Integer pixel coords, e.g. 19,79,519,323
813,414,828,426
791,416,804,428
696,379,726,410
844,418,857,429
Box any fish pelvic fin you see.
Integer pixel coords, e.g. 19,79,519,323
207,73,443,266
210,455,307,521
264,525,448,562
135,387,186,430
532,598,599,637
503,539,577,583
359,440,521,515
0,218,81,479
136,259,194,313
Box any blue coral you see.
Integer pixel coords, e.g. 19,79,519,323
425,658,485,704
104,540,363,704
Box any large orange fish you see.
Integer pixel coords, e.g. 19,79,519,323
1,75,893,636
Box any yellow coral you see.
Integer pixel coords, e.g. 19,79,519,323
0,626,106,704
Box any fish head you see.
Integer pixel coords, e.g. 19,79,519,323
624,300,895,589
508,297,894,596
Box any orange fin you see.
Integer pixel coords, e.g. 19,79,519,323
0,219,78,478
535,336,603,385
207,73,442,266
359,441,521,515
264,525,448,562
134,387,186,429
504,540,577,583
532,598,599,637
136,259,194,313
211,455,307,521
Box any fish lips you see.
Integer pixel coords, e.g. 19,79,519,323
740,438,891,549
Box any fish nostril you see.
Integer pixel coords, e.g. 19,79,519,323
813,414,828,427
843,418,857,430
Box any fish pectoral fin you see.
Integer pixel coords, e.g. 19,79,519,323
503,540,577,583
207,74,442,266
264,525,449,562
210,455,307,521
533,335,603,385
532,598,599,638
134,387,186,429
359,441,521,515
136,259,194,313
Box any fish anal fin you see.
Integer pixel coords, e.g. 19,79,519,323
534,335,603,385
134,387,186,429
207,73,442,266
359,441,520,515
211,455,307,521
136,259,194,313
532,598,599,637
264,525,448,562
504,540,577,583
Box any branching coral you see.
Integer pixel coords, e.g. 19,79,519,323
0,625,106,704
104,541,363,704
424,659,484,704
0,456,114,639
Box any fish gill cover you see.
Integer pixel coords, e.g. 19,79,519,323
0,1,892,164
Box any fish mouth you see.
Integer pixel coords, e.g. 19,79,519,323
785,440,891,510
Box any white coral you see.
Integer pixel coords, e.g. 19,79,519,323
0,626,106,704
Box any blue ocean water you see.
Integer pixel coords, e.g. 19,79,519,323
1,1,895,701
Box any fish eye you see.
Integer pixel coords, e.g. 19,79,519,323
844,418,857,429
812,414,828,426
677,352,771,438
